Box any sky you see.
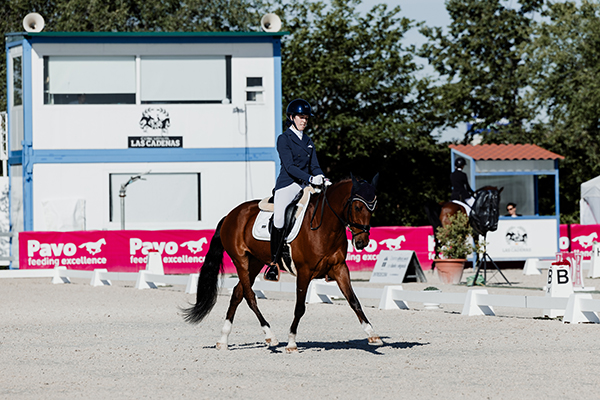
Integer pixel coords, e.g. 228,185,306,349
355,0,462,142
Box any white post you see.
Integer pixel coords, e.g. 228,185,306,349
544,263,573,318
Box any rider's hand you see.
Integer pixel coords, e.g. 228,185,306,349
324,178,332,186
310,175,324,185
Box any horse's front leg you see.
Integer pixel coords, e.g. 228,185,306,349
329,264,383,346
286,272,311,353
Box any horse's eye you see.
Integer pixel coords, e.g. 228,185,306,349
354,205,360,212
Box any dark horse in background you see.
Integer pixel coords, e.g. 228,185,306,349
425,186,503,260
182,174,382,352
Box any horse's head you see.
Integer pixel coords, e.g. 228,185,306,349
348,173,379,250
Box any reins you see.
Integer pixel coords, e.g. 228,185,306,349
309,184,373,239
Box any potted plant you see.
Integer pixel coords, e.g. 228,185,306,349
434,212,476,284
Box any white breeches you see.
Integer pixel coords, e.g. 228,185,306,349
274,182,302,229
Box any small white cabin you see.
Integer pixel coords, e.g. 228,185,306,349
5,31,285,247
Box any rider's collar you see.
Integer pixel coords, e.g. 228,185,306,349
290,125,303,139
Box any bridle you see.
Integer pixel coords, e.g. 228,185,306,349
310,185,377,239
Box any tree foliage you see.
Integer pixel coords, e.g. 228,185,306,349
419,0,543,140
523,0,600,222
277,0,448,225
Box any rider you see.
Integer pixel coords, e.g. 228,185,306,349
450,157,475,207
264,99,327,282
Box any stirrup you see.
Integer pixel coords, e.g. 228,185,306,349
264,263,280,282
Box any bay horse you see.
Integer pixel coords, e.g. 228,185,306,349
181,174,382,352
425,186,503,258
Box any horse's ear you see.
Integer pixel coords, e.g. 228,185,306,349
499,187,504,193
351,172,359,188
371,173,379,190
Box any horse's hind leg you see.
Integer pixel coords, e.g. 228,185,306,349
330,264,383,346
218,256,278,349
217,282,243,350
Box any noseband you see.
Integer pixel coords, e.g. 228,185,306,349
310,186,376,239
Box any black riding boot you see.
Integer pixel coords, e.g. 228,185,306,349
265,226,284,282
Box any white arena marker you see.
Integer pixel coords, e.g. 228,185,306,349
90,269,110,287
378,286,408,310
306,280,333,304
145,250,165,286
563,294,600,324
51,266,70,284
462,289,494,316
523,258,541,275
588,242,600,278
544,263,573,318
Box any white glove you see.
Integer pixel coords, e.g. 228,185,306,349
324,178,332,186
310,174,324,185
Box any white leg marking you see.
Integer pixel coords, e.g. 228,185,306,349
286,332,298,353
262,325,279,347
216,320,232,350
362,322,383,346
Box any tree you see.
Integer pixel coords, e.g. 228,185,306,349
524,0,600,222
277,0,449,225
0,0,267,111
419,0,543,141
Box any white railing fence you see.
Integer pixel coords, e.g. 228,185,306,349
1,267,599,325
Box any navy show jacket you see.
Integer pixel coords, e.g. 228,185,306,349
450,169,474,201
275,128,324,190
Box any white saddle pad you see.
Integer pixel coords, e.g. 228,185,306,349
252,186,315,243
452,200,472,216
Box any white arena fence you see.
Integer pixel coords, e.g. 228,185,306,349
1,267,599,325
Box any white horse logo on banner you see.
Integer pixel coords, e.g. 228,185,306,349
379,235,406,251
78,238,106,255
181,237,208,254
572,232,598,248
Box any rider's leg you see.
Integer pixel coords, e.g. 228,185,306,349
264,183,301,281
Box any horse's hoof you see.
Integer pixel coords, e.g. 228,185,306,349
285,345,298,353
216,342,228,350
368,336,384,346
266,338,279,347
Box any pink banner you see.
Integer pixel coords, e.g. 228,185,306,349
345,226,435,270
20,230,231,274
559,224,600,261
23,224,600,273
20,226,437,274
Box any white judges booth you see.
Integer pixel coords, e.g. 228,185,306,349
5,31,286,259
450,144,564,260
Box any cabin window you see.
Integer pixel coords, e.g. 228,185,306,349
44,56,136,104
140,56,232,104
109,173,201,223
13,56,23,106
245,76,263,103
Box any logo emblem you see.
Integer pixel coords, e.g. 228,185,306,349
180,238,208,254
78,238,107,255
572,232,598,248
140,108,170,134
506,227,528,245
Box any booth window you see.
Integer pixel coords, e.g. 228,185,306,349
13,56,22,106
43,56,136,104
140,56,232,104
245,77,263,102
109,173,201,224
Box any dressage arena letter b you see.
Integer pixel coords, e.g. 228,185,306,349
557,269,569,284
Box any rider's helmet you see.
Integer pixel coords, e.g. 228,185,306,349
454,157,466,169
286,99,314,119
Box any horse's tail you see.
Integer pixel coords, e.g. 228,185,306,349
423,200,442,232
181,217,226,325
